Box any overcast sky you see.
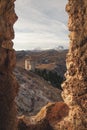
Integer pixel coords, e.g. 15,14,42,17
13,0,69,50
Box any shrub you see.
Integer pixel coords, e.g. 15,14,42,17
35,69,63,90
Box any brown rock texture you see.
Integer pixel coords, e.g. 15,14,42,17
60,0,87,130
17,102,69,130
32,102,69,125
18,118,53,130
0,0,19,130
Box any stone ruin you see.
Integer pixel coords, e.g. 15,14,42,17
0,0,86,130
25,57,36,71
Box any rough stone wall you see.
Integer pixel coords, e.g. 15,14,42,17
0,0,19,130
61,0,87,130
17,102,69,130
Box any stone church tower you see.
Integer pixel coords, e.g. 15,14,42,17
25,58,35,71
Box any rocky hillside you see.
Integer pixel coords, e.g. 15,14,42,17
14,67,62,116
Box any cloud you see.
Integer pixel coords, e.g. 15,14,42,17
14,0,69,50
13,32,69,50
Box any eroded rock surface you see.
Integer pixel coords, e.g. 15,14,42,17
17,102,69,130
0,0,18,130
60,0,87,130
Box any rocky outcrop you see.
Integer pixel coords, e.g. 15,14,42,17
31,102,69,125
17,102,69,130
0,0,19,130
60,0,87,130
18,118,53,130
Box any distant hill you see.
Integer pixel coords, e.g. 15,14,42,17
16,49,68,77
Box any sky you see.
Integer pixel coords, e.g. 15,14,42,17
13,0,69,50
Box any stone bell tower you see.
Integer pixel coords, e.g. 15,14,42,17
25,56,36,71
